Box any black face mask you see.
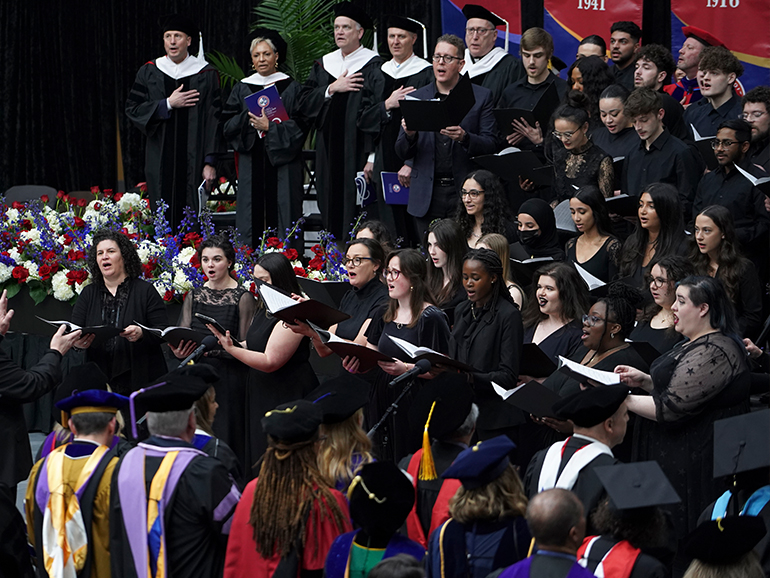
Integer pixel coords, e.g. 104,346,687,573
519,229,541,244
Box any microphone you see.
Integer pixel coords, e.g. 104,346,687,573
388,358,432,387
177,335,218,368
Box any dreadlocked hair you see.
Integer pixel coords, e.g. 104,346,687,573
598,283,644,339
249,435,348,559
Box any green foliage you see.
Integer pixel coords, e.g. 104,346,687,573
208,50,246,90
2,281,20,299
253,0,344,82
26,280,48,305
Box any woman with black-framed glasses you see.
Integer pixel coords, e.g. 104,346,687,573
453,170,516,248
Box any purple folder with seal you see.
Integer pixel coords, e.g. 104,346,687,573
380,172,409,205
244,84,289,138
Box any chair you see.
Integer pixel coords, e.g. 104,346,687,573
4,185,57,206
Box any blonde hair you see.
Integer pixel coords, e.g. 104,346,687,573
194,386,216,436
478,233,526,309
683,554,764,578
449,465,528,524
317,409,374,491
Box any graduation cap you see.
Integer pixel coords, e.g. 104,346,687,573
409,373,474,480
250,28,288,63
53,363,112,425
553,385,629,428
462,4,505,27
56,389,129,419
550,55,567,72
159,14,198,37
593,461,680,511
682,516,766,565
306,373,370,424
442,435,516,490
348,461,415,534
713,410,770,478
682,26,726,49
385,15,422,35
334,2,373,30
261,399,323,443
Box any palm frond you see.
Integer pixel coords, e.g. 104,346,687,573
207,51,246,90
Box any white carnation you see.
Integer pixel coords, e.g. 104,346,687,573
5,208,19,224
117,192,143,212
51,270,75,302
20,229,41,244
0,263,11,283
7,248,20,263
173,269,194,292
176,246,196,265
25,262,40,281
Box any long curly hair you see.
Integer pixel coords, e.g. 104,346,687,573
426,219,467,307
689,205,749,305
383,249,436,329
86,229,142,286
449,465,528,524
569,55,615,127
317,409,374,492
522,262,590,330
454,170,513,241
249,435,348,559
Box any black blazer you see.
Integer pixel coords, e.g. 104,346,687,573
0,336,62,486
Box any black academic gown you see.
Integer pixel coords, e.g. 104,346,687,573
222,76,306,246
125,59,222,230
110,436,238,578
300,51,384,241
0,483,34,578
465,51,525,106
359,61,434,240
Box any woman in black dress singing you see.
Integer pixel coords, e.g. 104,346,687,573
344,249,452,462
454,170,516,247
426,219,467,317
565,185,621,283
72,229,167,396
208,252,318,476
170,234,256,468
221,29,305,245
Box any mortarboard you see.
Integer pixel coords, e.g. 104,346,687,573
713,410,770,478
261,399,323,443
462,4,505,27
385,16,422,36
348,461,415,534
682,26,725,49
682,516,766,565
553,385,629,428
442,435,515,489
306,373,370,424
159,14,198,37
334,3,373,30
249,28,288,63
56,389,128,417
593,461,681,510
550,56,567,72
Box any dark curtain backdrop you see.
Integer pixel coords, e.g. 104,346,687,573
0,0,670,195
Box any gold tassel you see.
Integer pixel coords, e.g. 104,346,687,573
418,401,438,480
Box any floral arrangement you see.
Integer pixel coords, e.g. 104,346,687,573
0,186,349,305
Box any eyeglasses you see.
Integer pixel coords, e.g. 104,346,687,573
742,111,767,120
646,275,670,288
460,188,485,199
711,139,741,149
432,54,462,64
552,129,580,140
382,268,401,280
466,27,494,36
582,314,605,327
343,257,373,267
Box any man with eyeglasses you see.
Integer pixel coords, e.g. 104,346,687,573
460,4,524,106
609,21,642,91
684,46,744,140
621,88,701,215
359,15,434,246
300,2,381,242
395,34,497,238
692,118,769,276
742,86,770,173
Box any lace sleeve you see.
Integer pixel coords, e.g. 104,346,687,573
565,237,577,253
237,291,257,341
605,237,622,281
597,156,614,198
653,336,745,422
178,291,194,328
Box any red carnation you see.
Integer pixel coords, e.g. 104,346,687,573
40,195,49,203
12,266,29,283
265,237,282,249
283,248,298,261
38,264,53,280
62,233,74,246
182,232,202,249
308,256,324,271
73,216,86,228
163,289,175,302
67,249,85,261
66,270,89,286
41,250,57,262
311,244,324,256
294,267,307,277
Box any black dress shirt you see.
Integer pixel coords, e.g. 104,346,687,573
684,93,743,138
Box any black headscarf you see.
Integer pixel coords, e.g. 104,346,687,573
516,198,565,260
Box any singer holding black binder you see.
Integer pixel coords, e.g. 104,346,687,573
342,249,451,463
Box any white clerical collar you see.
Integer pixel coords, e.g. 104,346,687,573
572,433,603,445
461,46,507,78
322,45,379,78
381,53,432,79
241,71,291,86
73,437,102,446
156,53,208,80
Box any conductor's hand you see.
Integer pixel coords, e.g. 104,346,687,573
51,325,82,356
168,85,200,109
120,325,144,343
170,339,198,360
397,164,412,188
439,125,466,143
329,70,364,95
72,333,96,350
0,289,14,336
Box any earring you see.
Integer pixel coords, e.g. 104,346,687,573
610,332,616,339
410,286,414,292
251,63,257,71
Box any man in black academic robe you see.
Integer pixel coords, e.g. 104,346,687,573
300,3,382,243
525,386,629,534
110,374,240,578
359,15,434,246
125,15,221,231
461,4,524,106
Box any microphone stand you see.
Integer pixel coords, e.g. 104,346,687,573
367,374,418,457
